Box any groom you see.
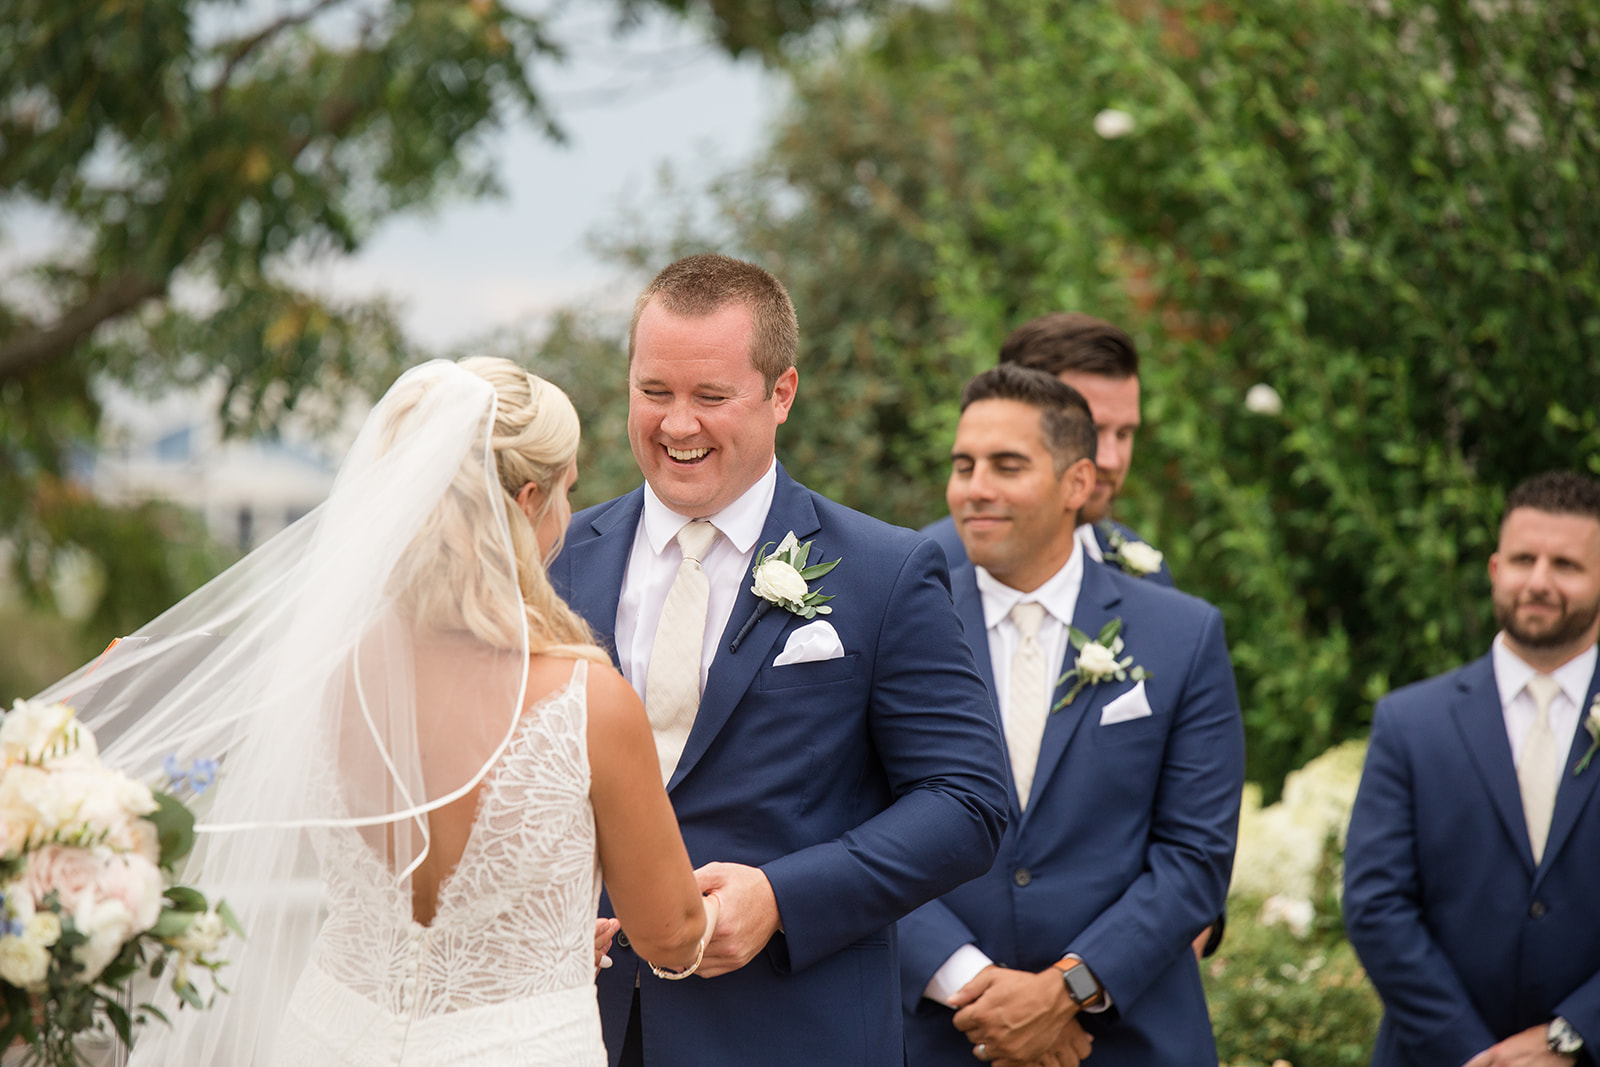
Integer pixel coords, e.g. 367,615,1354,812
549,253,1010,1065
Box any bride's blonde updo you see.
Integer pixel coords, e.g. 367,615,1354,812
388,357,605,662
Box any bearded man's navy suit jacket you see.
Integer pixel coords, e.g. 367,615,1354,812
898,555,1245,1066
548,465,1009,1067
1344,654,1600,1066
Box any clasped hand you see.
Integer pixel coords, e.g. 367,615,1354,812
691,861,782,978
951,965,1094,1067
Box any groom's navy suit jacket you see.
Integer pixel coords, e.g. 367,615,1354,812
1344,653,1600,1066
549,465,1009,1066
898,556,1244,1066
922,514,1176,588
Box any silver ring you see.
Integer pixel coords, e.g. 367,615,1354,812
974,1044,990,1062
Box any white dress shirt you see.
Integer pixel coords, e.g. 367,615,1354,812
1075,522,1103,564
924,547,1097,1008
615,460,778,702
1491,633,1594,770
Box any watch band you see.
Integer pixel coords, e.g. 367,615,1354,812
1057,959,1101,1007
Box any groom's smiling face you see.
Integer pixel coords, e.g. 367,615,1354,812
628,298,798,517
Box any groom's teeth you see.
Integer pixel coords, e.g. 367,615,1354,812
667,447,710,461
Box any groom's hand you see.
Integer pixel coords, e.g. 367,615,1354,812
692,862,782,977
950,965,1079,1066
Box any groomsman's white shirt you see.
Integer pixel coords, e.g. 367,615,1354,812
923,545,1084,1006
1075,523,1104,564
616,459,778,702
1491,633,1591,767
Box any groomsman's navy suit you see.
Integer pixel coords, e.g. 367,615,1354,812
549,464,1010,1067
922,514,1176,588
1344,653,1600,1066
898,554,1245,1066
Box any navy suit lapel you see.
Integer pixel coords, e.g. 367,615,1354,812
949,560,1010,808
1021,560,1124,829
1449,657,1536,874
1538,659,1600,883
562,490,645,667
668,466,822,792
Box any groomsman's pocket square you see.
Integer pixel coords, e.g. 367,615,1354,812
772,620,846,666
1100,680,1153,725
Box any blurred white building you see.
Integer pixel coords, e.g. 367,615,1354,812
86,383,353,552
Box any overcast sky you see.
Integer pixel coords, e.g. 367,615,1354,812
309,8,781,347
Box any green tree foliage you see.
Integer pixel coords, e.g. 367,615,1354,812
613,0,1600,790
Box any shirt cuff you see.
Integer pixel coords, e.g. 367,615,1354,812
924,944,995,1007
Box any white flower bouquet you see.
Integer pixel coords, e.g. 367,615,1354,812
0,698,237,1066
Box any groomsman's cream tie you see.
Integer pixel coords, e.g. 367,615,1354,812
1007,601,1050,809
646,520,719,785
1519,673,1563,864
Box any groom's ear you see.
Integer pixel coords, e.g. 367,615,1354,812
770,367,799,424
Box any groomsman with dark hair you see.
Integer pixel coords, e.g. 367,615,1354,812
900,364,1245,1067
1345,470,1600,1067
925,312,1172,586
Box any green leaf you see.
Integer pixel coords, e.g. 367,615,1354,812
1065,625,1089,650
799,558,840,580
149,791,197,868
217,900,246,939
163,886,207,913
150,909,198,939
1096,618,1122,646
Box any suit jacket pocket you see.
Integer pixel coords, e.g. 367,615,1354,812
756,652,860,691
1094,709,1166,746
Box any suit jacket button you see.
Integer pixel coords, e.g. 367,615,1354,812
617,932,631,948
1013,868,1032,887
1529,901,1547,918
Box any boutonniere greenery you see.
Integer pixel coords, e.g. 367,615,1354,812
1574,694,1600,776
1098,522,1165,578
1052,618,1151,711
728,533,841,651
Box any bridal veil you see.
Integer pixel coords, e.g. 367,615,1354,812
34,360,552,1063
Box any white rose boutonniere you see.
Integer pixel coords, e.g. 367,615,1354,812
1574,694,1600,776
729,533,842,651
1052,618,1151,711
1098,522,1164,579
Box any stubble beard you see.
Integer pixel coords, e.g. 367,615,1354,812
1495,590,1600,651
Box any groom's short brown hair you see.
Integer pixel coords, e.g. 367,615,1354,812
628,253,799,398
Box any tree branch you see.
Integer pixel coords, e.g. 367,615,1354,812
0,272,167,383
210,0,354,108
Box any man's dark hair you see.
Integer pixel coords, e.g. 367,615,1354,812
1502,470,1600,528
628,253,799,397
998,312,1139,379
960,364,1096,473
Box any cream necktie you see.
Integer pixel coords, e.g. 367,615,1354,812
645,520,720,785
1519,673,1563,864
1007,601,1050,809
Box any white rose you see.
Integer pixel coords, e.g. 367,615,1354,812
23,911,61,948
752,559,808,605
0,934,51,991
1,699,92,767
171,910,226,957
1117,541,1165,577
72,898,136,982
1093,108,1136,139
1076,641,1121,679
1245,382,1284,416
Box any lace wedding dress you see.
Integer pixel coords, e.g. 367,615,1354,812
273,661,605,1066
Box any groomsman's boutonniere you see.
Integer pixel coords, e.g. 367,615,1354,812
1574,694,1600,776
1099,522,1164,578
1052,618,1150,711
728,533,841,651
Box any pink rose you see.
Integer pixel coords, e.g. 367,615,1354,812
97,853,163,933
20,844,104,917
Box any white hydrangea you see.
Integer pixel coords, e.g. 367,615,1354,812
1229,738,1368,901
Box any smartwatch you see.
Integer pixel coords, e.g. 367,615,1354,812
1059,961,1101,1008
1548,1017,1584,1057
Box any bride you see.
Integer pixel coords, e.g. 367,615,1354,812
39,357,714,1064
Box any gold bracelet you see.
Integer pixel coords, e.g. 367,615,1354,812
647,935,706,981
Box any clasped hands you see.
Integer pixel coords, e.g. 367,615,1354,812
950,965,1094,1067
596,862,782,979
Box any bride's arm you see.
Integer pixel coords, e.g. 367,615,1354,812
587,663,709,971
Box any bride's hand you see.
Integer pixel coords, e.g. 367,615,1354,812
593,917,621,974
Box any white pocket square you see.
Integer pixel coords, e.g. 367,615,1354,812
772,620,845,666
1100,680,1153,725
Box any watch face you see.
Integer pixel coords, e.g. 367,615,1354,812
1549,1018,1585,1055
1063,965,1098,1005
